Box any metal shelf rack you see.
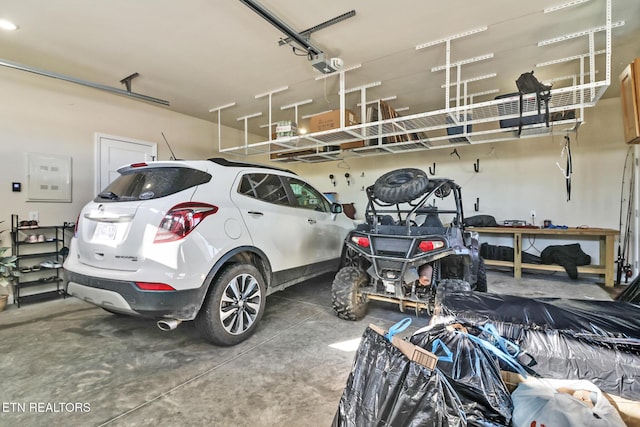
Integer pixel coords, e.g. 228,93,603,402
217,0,615,163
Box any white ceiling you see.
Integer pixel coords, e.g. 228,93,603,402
1,0,639,137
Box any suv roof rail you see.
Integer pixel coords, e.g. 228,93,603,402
207,157,296,175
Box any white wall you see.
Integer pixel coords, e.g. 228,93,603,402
287,98,630,264
0,67,251,232
1,64,631,273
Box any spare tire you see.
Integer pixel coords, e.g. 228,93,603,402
373,168,429,203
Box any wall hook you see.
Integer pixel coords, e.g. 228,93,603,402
474,197,480,212
450,148,461,159
474,159,480,173
344,172,351,186
329,174,336,187
428,163,436,175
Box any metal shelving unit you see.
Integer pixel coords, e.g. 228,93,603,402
10,215,71,307
217,0,615,163
221,83,599,163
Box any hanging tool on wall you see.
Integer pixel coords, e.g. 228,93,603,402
556,135,572,201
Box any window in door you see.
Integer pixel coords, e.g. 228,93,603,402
284,177,330,212
238,173,290,205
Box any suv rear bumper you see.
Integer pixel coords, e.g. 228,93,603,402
64,270,205,320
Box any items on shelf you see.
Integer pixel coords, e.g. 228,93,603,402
10,214,72,307
275,120,297,139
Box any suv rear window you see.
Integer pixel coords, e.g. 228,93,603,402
95,167,211,202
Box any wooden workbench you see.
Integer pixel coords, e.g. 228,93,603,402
469,226,620,287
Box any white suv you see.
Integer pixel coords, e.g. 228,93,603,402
64,158,354,345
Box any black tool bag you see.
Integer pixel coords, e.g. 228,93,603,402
540,243,590,279
515,71,552,136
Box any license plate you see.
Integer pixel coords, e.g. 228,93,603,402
94,222,117,240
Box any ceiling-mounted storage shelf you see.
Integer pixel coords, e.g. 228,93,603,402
217,0,615,163
220,81,605,163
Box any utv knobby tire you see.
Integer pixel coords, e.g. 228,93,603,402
373,168,429,204
438,278,472,293
332,267,369,321
474,258,487,292
340,246,369,271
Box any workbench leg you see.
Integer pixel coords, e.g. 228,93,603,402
514,232,522,279
603,235,614,288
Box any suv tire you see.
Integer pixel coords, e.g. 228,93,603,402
195,263,266,346
332,267,369,321
373,168,429,204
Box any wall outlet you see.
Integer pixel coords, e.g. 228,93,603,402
29,211,39,221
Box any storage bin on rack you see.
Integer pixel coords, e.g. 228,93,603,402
495,92,546,129
446,114,472,143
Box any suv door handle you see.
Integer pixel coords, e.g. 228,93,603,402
248,211,264,216
307,219,316,224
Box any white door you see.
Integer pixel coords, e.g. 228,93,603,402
230,172,311,273
281,176,346,262
95,133,157,193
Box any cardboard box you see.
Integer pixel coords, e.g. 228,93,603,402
369,324,437,370
340,140,367,150
309,109,358,133
269,143,315,160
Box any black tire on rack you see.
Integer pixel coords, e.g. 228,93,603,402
474,258,487,292
331,267,369,321
373,168,429,203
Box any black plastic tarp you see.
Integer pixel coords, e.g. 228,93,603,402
332,325,467,427
410,322,514,426
432,291,640,400
434,292,640,351
616,274,640,303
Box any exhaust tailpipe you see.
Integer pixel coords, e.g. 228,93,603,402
157,319,182,331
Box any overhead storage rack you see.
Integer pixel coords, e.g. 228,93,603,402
218,0,617,163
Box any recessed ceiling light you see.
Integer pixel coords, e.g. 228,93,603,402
0,19,18,31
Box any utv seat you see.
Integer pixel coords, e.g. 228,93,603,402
422,213,444,228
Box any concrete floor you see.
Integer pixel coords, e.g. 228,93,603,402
0,269,616,426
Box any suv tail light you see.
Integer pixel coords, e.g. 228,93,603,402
154,202,218,243
74,213,80,237
418,240,445,252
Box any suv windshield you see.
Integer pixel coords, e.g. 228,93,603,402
95,167,211,202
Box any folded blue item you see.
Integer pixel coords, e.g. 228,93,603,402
546,224,568,229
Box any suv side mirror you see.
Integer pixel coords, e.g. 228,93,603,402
331,203,343,214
